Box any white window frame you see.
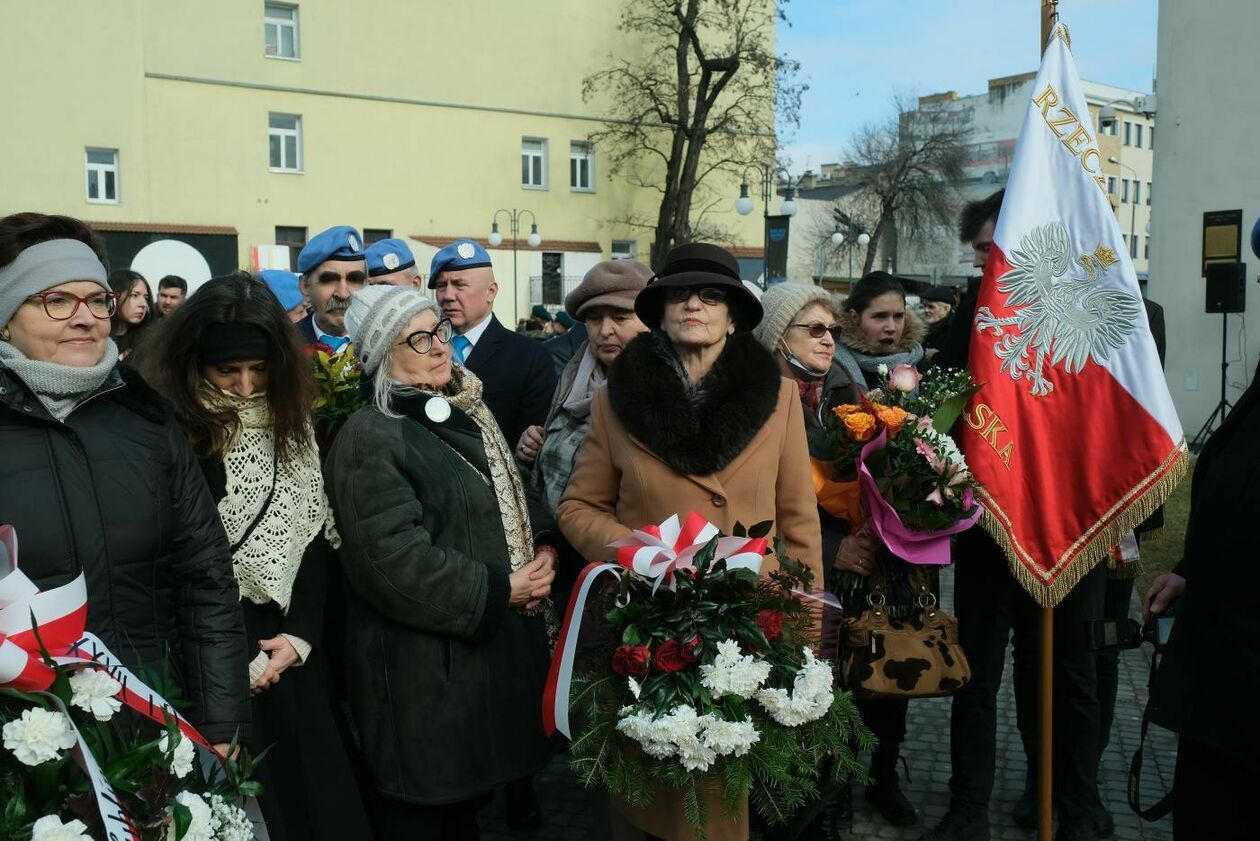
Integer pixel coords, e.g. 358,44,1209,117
1134,123,1144,148
268,113,303,173
611,240,637,261
85,148,120,204
1132,181,1141,205
522,138,547,190
569,141,595,192
1107,176,1117,195
1123,121,1132,146
264,3,300,60
1121,178,1130,203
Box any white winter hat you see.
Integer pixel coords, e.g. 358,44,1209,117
344,285,439,375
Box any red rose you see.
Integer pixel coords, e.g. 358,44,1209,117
681,635,702,663
612,644,650,677
755,609,784,642
307,341,336,358
653,639,690,673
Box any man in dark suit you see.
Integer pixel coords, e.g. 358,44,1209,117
295,225,367,349
429,240,557,465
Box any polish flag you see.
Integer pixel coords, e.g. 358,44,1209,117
956,25,1187,606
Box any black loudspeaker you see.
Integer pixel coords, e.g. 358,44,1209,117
1206,262,1246,313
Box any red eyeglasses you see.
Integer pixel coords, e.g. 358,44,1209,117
25,290,119,320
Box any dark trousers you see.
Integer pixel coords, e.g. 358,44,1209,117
947,530,1105,821
373,793,490,841
858,696,909,779
1173,737,1259,841
1096,574,1134,752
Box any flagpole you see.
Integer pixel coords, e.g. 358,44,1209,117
1034,3,1058,837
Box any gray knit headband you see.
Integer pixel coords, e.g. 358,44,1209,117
0,239,109,326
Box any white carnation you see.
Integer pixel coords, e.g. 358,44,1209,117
2,707,77,766
700,717,760,757
700,639,771,699
627,677,642,700
30,815,92,841
159,731,196,779
876,363,889,377
209,794,255,841
68,668,122,722
168,792,219,841
755,648,835,727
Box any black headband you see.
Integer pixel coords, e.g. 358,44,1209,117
198,322,271,365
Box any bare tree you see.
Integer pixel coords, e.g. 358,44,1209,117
821,94,971,276
583,0,803,264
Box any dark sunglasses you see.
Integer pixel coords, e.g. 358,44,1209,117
26,290,119,320
663,286,728,305
398,318,454,354
790,322,842,341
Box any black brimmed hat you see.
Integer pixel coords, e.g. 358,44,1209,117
635,242,763,331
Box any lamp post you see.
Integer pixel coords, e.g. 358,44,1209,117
734,164,798,287
488,209,541,327
852,231,871,282
1107,156,1138,262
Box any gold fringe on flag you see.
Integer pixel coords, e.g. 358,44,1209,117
977,440,1189,607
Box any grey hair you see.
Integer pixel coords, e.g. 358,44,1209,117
370,297,445,419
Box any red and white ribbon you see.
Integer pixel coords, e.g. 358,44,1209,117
0,525,216,838
542,512,767,738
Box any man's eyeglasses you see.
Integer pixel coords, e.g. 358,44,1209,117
790,322,842,341
399,318,454,354
664,286,728,305
26,290,118,321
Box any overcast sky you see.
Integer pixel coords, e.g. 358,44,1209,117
777,0,1159,174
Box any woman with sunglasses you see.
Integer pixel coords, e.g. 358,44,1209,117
142,272,370,840
557,243,823,841
325,285,558,840
0,212,249,754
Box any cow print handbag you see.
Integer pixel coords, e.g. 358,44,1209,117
837,564,971,699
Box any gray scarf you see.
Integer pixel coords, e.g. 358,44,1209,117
832,341,924,393
0,340,120,421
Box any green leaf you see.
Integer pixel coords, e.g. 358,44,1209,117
4,784,27,826
747,520,773,539
172,799,193,840
932,384,980,434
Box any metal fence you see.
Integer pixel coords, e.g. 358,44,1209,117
529,275,586,309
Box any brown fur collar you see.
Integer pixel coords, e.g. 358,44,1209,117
837,307,927,355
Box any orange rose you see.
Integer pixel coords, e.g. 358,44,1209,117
876,406,910,438
843,411,877,442
832,403,862,419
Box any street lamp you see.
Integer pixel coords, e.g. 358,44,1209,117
488,208,541,326
1108,156,1138,261
734,164,798,286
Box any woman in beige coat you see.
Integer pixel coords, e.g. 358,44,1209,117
557,243,823,841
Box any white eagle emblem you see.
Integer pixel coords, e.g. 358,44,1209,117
974,222,1141,397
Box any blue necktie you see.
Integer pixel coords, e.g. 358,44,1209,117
323,335,350,352
452,334,472,364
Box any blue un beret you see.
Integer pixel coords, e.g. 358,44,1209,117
365,238,416,278
297,226,365,275
427,239,492,289
257,269,304,311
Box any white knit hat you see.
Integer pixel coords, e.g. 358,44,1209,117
752,282,834,353
344,285,439,375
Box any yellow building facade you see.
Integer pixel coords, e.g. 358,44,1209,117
1,0,770,325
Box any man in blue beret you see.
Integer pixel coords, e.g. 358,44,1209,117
258,269,309,324
296,225,367,350
429,240,557,451
365,238,422,288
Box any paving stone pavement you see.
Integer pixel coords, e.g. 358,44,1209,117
482,568,1176,841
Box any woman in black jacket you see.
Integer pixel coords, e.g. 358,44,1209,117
142,273,370,840
0,212,247,751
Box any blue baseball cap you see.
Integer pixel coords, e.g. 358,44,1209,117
297,226,365,275
427,239,492,288
365,238,417,278
257,269,304,311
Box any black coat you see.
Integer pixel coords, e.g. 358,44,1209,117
324,393,551,805
1155,362,1260,771
800,365,862,590
543,327,586,378
0,364,249,743
463,315,557,447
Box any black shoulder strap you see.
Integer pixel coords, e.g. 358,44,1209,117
1127,650,1175,822
229,450,280,555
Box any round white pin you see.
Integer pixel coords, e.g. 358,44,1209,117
457,242,476,259
383,253,400,270
424,396,452,423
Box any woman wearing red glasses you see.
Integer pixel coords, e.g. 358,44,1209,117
0,212,249,755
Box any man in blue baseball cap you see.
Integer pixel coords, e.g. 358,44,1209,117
428,239,556,449
296,225,366,349
365,238,421,288
258,269,309,324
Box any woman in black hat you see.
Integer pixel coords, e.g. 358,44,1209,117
557,242,824,841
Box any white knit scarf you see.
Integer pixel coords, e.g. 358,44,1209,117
198,385,339,612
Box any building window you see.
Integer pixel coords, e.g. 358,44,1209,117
1121,179,1129,203
570,142,594,192
275,225,307,271
1123,121,1132,146
269,113,302,172
1146,181,1152,206
1132,181,1141,205
1135,124,1144,148
1107,176,1117,195
85,148,119,204
611,240,637,260
1130,235,1139,259
1144,236,1150,260
1148,126,1154,149
1109,120,1118,136
264,3,300,59
363,228,392,245
521,138,547,189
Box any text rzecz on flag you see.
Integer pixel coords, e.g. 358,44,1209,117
957,24,1187,606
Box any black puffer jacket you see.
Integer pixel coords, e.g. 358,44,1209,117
0,363,249,743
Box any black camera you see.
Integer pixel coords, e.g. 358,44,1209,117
1089,614,1175,652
